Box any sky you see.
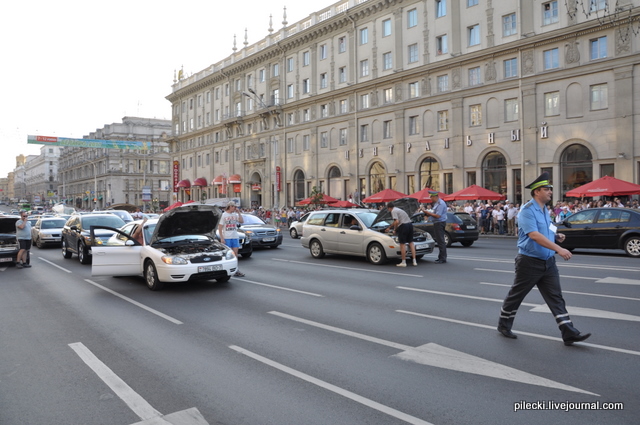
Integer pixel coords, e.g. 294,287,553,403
0,0,335,177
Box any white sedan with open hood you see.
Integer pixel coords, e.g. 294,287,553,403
90,204,239,290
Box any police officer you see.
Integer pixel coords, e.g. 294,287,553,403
497,172,591,346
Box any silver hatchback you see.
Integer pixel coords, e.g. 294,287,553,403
300,209,435,265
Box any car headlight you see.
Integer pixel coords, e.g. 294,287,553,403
275,228,281,233
225,249,236,260
391,236,400,244
161,256,188,265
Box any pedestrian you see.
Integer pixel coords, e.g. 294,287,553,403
15,211,32,268
385,201,417,267
497,172,591,345
218,201,245,277
422,191,448,263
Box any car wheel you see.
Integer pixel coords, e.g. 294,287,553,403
367,242,387,265
444,232,452,247
144,261,165,291
36,237,44,249
309,239,325,258
62,239,72,259
241,252,252,258
290,227,298,239
78,242,90,264
624,236,640,258
216,275,231,283
461,241,474,247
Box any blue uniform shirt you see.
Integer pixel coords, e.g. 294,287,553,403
517,199,556,260
431,199,448,223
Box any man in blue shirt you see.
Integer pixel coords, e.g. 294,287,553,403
422,191,448,263
498,172,591,345
15,211,32,268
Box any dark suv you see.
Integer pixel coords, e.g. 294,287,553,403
0,215,20,265
61,213,125,264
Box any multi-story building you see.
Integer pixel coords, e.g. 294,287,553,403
58,117,172,211
166,0,640,208
24,145,62,205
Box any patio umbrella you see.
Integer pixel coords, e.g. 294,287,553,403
328,199,360,208
565,175,640,197
442,185,506,201
362,188,407,203
298,193,341,205
163,201,183,212
408,187,448,203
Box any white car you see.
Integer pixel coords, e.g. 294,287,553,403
90,204,239,290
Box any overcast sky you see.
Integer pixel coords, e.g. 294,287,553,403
0,0,334,177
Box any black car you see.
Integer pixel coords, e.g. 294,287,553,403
61,213,126,264
0,215,20,265
411,211,479,247
558,207,640,257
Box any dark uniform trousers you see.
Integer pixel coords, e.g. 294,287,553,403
433,221,447,261
499,254,580,340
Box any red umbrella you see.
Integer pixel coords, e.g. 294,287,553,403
298,193,341,205
362,188,407,203
443,185,506,201
565,175,640,197
408,187,448,203
163,201,183,212
328,199,360,208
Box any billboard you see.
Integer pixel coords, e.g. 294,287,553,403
28,135,149,150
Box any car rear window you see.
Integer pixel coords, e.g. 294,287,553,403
42,219,67,229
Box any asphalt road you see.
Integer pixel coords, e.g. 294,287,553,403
1,227,639,425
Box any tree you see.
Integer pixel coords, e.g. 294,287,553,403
309,186,325,208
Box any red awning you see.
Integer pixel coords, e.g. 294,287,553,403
176,179,191,188
228,174,242,184
192,177,208,187
213,175,225,185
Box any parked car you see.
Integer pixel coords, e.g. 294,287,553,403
95,209,134,223
301,209,435,265
411,211,479,247
89,204,238,290
240,214,283,248
0,214,20,265
558,207,640,257
61,213,126,264
289,212,310,239
31,217,67,248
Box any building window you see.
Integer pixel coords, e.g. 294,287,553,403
320,73,328,89
437,74,449,92
468,24,480,46
382,19,392,37
303,79,310,94
505,98,519,122
339,67,347,83
543,48,559,70
503,13,517,36
590,0,606,11
543,1,558,25
272,89,280,105
303,51,310,66
407,8,418,27
436,35,448,55
360,28,368,45
320,104,328,118
287,57,294,72
303,109,310,122
338,36,346,53
438,110,449,131
340,128,347,145
320,132,328,148
360,124,369,142
469,67,481,86
287,138,294,153
470,104,482,127
360,93,370,109
383,52,393,70
408,43,418,63
273,63,279,77
408,82,420,98
383,120,392,139
360,59,369,77
590,84,608,110
383,88,393,103
436,0,447,18
504,58,518,78
545,92,560,116
590,36,607,60
259,69,265,82
287,84,294,99
340,99,348,114
303,135,310,151
409,116,419,135
468,0,478,6
319,44,327,60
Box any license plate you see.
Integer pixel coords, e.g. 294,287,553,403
0,257,13,262
263,237,275,242
415,243,427,250
467,225,476,229
198,265,222,273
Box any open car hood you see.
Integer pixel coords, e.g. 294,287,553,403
151,204,221,244
371,197,420,226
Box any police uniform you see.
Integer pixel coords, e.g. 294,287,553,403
498,172,591,345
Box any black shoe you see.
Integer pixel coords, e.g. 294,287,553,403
563,333,591,346
498,327,517,339
23,264,32,268
434,259,447,264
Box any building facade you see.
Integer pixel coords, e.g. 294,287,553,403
166,0,640,208
23,145,62,205
57,117,172,211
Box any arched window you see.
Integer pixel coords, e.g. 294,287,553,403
369,162,386,194
482,151,507,195
420,157,440,190
561,144,592,197
293,170,305,203
327,166,342,199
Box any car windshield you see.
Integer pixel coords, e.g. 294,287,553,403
41,219,67,229
155,234,211,244
83,216,126,229
355,211,390,228
241,214,266,225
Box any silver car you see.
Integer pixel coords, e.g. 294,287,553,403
289,212,310,239
31,217,67,248
300,209,435,265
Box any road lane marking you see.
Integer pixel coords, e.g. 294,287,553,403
596,277,640,285
474,268,599,280
84,279,183,325
38,257,73,273
69,343,208,425
396,286,537,307
455,256,640,273
230,345,435,425
479,282,640,302
268,311,596,395
272,258,423,277
234,278,324,297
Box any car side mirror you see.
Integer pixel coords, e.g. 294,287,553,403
349,225,361,231
70,225,78,231
125,240,135,246
563,221,572,228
